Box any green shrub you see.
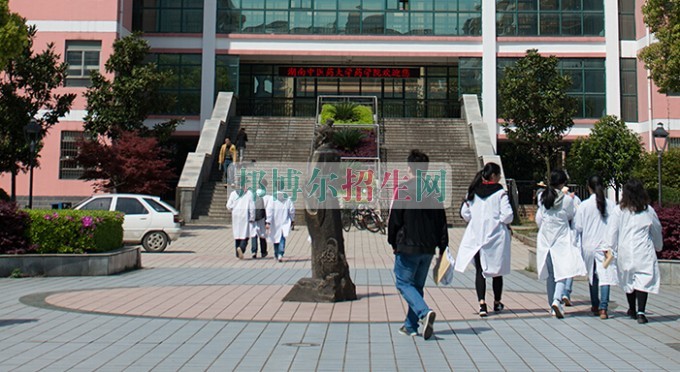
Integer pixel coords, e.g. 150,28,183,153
25,209,124,254
320,104,337,124
319,103,374,124
353,105,374,124
333,128,366,151
334,102,358,122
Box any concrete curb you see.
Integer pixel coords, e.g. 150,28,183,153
0,247,141,277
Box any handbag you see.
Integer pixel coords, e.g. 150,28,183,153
433,247,456,285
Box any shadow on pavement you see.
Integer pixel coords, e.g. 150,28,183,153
435,327,492,337
0,319,38,327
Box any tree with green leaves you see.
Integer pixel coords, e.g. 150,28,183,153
83,33,181,141
567,115,643,201
0,0,28,69
0,26,76,200
633,148,680,205
498,49,578,180
639,0,680,93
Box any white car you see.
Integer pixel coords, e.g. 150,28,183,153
74,193,182,252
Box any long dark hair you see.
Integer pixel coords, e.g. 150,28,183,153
587,175,607,218
619,179,650,213
540,169,568,210
466,162,501,201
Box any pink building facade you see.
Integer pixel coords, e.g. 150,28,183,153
3,0,680,207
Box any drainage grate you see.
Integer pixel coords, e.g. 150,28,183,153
282,342,320,348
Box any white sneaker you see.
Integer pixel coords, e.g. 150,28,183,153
551,300,564,319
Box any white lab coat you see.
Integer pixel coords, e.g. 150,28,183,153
266,192,295,244
226,189,255,239
536,191,587,281
573,195,619,286
455,189,514,278
608,206,663,294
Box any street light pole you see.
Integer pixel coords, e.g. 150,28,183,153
652,122,669,208
23,119,41,209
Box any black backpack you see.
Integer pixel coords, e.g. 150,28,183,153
255,196,266,221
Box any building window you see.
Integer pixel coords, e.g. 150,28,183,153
147,53,202,115
215,55,240,97
65,41,101,87
497,0,605,37
217,0,482,36
618,0,635,40
670,137,680,149
620,58,637,122
59,131,84,180
559,58,606,119
497,57,606,119
132,0,203,33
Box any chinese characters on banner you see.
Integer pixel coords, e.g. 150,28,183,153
278,66,421,79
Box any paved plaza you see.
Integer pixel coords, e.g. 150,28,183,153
1,224,680,371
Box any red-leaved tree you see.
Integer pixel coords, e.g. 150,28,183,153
76,131,175,195
656,205,680,260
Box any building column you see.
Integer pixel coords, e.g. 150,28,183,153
481,0,498,152
605,0,621,117
200,0,218,126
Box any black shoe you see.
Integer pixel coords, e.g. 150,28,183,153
479,303,488,317
261,252,268,258
252,254,257,259
627,309,637,319
494,302,504,312
637,314,648,324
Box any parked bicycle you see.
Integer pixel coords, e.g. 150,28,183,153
341,204,386,234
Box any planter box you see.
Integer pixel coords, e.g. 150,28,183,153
659,259,680,285
0,247,141,277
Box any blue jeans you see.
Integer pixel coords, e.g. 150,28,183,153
223,160,233,184
564,277,573,300
274,237,286,258
394,253,433,333
545,252,567,307
589,262,610,310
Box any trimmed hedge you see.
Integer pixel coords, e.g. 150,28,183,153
657,206,680,260
25,209,124,254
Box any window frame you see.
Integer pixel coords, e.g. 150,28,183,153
65,40,101,87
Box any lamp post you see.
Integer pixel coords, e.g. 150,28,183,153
23,119,41,209
652,122,669,207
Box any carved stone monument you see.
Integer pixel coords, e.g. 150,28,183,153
282,123,357,302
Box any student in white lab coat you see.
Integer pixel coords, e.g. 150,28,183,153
455,162,514,317
226,184,255,259
573,175,618,319
608,179,663,324
266,181,295,262
536,169,587,319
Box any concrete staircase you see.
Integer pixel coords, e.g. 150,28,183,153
191,116,316,225
382,118,479,226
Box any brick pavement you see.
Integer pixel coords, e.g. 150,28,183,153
1,224,679,371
